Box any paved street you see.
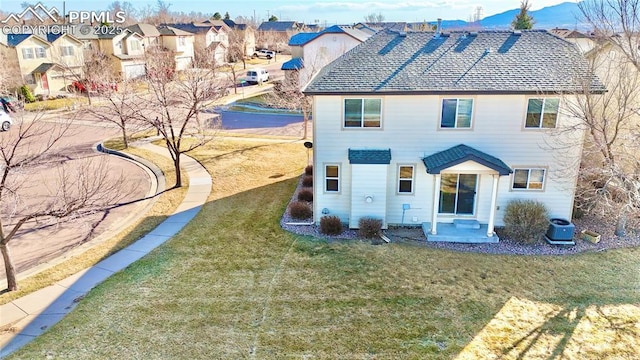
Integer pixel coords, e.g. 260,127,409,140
0,118,153,285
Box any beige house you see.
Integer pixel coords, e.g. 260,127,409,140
223,19,256,58
4,33,73,94
169,22,228,65
46,33,85,89
96,29,146,79
549,28,596,53
157,26,195,70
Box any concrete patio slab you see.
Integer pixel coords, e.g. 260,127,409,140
423,222,499,243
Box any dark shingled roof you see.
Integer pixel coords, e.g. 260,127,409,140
305,30,605,95
258,21,299,32
422,144,512,175
348,149,392,164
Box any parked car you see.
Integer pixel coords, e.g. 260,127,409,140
0,95,22,112
252,49,275,59
1,109,13,131
245,68,269,84
68,80,118,94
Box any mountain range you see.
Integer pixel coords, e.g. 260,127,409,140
434,2,589,31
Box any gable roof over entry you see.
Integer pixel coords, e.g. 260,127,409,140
422,144,512,175
348,149,392,164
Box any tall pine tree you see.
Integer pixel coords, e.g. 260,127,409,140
512,0,535,29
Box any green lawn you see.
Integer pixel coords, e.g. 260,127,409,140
9,139,640,359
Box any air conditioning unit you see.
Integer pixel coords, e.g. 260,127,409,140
546,218,575,241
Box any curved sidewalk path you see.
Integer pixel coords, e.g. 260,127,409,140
0,142,212,358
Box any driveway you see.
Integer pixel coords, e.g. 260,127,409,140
0,116,152,284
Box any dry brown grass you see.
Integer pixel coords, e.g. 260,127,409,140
8,138,640,359
0,147,187,305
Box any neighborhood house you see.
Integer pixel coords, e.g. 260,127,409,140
304,29,603,241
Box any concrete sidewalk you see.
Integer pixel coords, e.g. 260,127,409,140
0,143,212,358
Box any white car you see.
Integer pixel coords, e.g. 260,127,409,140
253,49,275,59
0,109,12,131
245,68,269,84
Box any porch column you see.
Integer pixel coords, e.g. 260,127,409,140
487,174,499,237
431,174,441,235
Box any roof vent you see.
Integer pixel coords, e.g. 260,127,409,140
398,31,406,37
513,30,522,36
433,18,442,39
469,31,478,37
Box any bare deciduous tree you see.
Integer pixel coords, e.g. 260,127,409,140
558,44,640,236
88,80,141,148
364,12,385,23
134,51,222,188
268,72,312,140
579,0,640,71
0,116,125,291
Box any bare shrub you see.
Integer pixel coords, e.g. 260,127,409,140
358,217,383,239
503,200,549,244
297,188,313,202
288,201,312,220
320,216,343,235
302,175,313,187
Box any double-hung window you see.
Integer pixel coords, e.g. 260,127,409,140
22,48,34,59
441,98,473,128
512,168,546,190
525,98,559,128
398,165,414,193
60,46,74,57
325,165,340,192
35,47,47,58
344,98,381,128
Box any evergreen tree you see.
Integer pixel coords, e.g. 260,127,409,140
512,0,534,29
268,15,278,22
224,11,230,20
212,12,222,20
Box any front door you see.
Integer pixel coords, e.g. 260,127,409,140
439,174,477,215
40,73,48,90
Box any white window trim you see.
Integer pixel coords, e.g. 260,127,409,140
524,98,560,129
439,98,474,129
324,163,340,193
511,167,547,191
342,98,383,129
397,164,415,195
22,48,34,59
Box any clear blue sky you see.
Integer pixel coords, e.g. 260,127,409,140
1,0,577,24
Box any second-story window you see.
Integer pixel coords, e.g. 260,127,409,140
525,98,559,128
130,40,141,51
60,46,74,56
178,36,186,47
344,98,381,128
441,98,473,128
22,48,34,59
35,46,46,58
